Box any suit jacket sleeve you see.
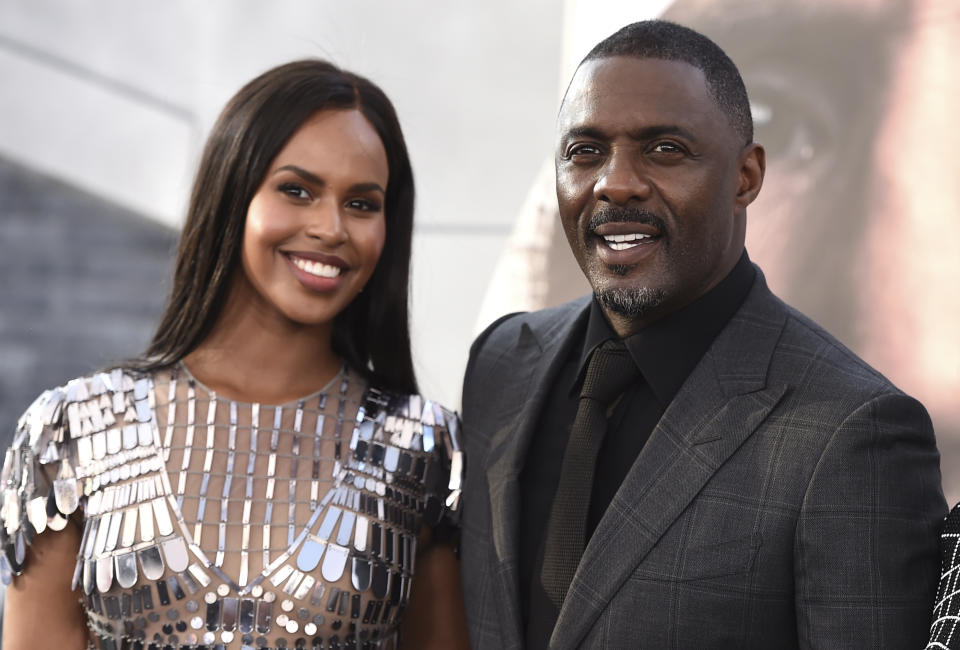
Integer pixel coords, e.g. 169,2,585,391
795,391,945,648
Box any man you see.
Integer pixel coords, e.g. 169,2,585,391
459,20,946,649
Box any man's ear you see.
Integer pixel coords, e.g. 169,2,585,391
735,142,765,210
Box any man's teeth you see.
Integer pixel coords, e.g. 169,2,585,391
291,257,341,278
602,233,651,251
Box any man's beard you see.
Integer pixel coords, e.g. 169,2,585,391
588,205,667,317
595,284,665,318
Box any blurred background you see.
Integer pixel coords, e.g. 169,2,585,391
2,0,958,515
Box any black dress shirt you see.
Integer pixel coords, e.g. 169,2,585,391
519,252,756,649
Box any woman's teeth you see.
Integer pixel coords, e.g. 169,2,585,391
291,257,341,278
603,233,651,251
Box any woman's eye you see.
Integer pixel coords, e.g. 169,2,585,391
278,183,310,200
346,198,382,212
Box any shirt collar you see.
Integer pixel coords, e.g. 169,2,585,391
573,250,756,406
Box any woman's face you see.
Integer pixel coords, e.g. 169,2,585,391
240,109,389,330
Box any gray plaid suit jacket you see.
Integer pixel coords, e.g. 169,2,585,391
459,267,946,649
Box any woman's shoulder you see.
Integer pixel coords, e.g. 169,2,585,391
7,367,152,454
0,366,158,581
363,385,458,427
358,385,463,522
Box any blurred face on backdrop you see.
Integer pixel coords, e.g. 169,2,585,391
239,109,388,332
661,0,960,461
555,56,763,335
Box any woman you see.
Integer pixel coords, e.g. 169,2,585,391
0,60,469,649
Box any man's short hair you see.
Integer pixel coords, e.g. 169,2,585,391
584,20,753,144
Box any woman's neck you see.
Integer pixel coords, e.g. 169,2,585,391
182,284,342,405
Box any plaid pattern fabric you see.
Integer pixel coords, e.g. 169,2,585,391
928,503,960,649
459,270,946,650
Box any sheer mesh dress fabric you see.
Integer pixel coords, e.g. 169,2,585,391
0,364,462,650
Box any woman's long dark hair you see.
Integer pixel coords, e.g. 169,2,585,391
136,60,418,394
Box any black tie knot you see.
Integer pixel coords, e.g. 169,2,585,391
580,339,639,404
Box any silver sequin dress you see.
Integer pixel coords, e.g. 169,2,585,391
0,364,463,650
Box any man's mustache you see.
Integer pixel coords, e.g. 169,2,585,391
587,206,667,233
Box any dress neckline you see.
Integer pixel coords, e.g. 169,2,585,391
174,360,347,407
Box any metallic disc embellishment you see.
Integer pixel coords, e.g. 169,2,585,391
335,511,356,547
205,597,221,632
137,422,152,447
353,516,369,553
104,506,124,552
138,545,166,580
282,569,305,596
106,426,123,455
256,598,273,634
161,537,190,573
122,423,138,450
421,424,435,453
77,436,94,465
167,574,187,600
91,431,107,460
309,581,326,607
352,558,372,592
317,507,341,542
53,462,80,515
371,562,390,599
221,597,239,632
269,563,295,588
320,544,350,583
239,598,255,633
27,497,47,535
96,553,114,593
188,563,212,588
138,501,155,543
83,558,95,594
151,498,174,537
120,507,139,550
93,513,112,557
115,551,138,588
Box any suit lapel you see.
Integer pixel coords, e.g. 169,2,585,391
484,298,591,649
550,276,790,649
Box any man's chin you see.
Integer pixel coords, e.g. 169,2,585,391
594,285,666,318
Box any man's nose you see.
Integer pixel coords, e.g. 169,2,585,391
304,199,348,245
593,151,651,205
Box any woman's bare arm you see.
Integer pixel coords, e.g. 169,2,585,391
400,526,471,649
2,522,88,650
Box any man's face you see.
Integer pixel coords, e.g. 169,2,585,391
555,56,762,335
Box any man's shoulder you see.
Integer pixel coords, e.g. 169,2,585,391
751,282,904,398
471,295,591,355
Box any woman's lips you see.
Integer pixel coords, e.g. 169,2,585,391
288,255,342,278
284,252,348,291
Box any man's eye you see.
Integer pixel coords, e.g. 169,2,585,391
568,144,601,157
279,183,310,199
650,142,682,154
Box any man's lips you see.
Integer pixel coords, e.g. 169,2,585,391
592,222,662,252
284,252,348,279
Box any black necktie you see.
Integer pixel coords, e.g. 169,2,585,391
540,338,640,608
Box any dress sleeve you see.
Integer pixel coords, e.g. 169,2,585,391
0,380,84,584
421,401,463,530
